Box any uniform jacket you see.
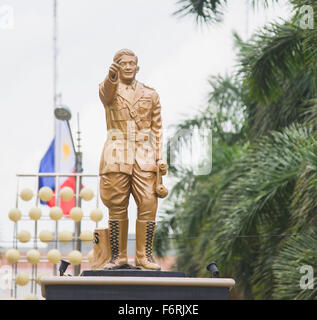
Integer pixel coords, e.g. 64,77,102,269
99,75,163,175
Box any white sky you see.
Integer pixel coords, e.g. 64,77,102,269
0,0,292,244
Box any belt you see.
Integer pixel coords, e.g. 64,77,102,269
108,132,150,142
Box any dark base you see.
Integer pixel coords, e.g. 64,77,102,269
43,269,233,300
81,268,186,278
45,284,229,300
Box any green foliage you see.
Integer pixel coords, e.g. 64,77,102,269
155,0,317,300
212,126,314,299
272,228,317,300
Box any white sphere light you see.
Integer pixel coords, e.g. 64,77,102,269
60,187,74,201
49,206,63,220
68,250,82,265
16,272,29,286
58,230,73,243
90,208,103,222
26,249,41,264
6,249,20,264
47,249,61,264
80,230,94,244
29,207,42,220
8,208,22,222
17,230,31,243
39,230,53,243
38,186,53,202
20,188,33,201
88,250,94,263
80,188,94,201
70,207,83,222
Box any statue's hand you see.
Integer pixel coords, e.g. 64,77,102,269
109,62,120,81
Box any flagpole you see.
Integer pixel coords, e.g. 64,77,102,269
52,0,83,276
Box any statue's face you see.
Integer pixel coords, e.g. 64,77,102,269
118,55,139,83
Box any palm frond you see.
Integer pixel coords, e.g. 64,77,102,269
290,143,317,231
239,23,304,104
174,0,280,23
174,0,227,23
272,228,317,300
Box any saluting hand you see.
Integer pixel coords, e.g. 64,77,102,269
109,62,120,81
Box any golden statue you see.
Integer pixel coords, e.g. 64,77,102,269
98,49,168,270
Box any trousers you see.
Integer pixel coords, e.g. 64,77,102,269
99,162,158,221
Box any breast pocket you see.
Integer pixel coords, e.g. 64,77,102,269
110,104,131,121
138,98,152,120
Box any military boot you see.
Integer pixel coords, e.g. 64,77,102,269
135,219,161,270
103,219,128,269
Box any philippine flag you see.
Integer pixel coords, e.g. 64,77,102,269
38,119,76,215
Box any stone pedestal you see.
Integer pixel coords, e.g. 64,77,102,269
41,269,235,300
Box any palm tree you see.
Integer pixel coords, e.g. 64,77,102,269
155,0,317,299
